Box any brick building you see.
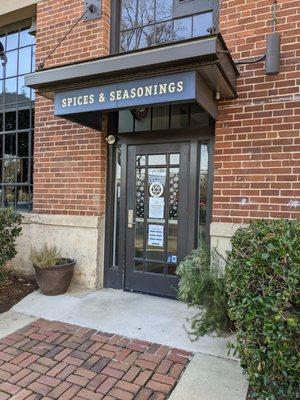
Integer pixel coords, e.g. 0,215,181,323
0,0,299,296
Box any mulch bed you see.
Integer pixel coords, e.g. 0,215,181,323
0,274,38,314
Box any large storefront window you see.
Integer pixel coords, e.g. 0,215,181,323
0,22,35,211
120,0,213,52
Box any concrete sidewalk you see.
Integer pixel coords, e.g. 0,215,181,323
12,289,235,359
2,289,248,399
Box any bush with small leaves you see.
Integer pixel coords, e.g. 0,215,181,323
226,219,300,400
177,244,233,339
0,208,23,279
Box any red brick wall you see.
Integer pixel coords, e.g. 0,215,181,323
33,0,299,219
33,0,111,215
214,0,300,223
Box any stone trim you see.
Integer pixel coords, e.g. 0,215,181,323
0,1,39,28
21,213,100,229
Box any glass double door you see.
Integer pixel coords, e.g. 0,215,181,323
125,142,190,297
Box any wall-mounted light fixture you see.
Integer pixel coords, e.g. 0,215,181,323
234,1,281,76
266,1,281,75
106,135,116,145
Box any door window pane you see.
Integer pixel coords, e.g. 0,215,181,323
146,224,165,261
168,221,178,261
135,221,144,258
136,155,146,166
170,153,180,165
168,264,177,276
135,261,144,272
148,168,166,187
169,167,179,220
136,168,145,218
148,154,166,166
146,262,164,274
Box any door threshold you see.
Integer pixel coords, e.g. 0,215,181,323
123,288,176,300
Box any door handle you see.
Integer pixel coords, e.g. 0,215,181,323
128,210,135,228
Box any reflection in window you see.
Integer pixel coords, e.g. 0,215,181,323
118,103,209,133
120,0,213,52
198,144,209,245
0,22,35,211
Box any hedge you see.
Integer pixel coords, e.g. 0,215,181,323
226,219,300,400
0,208,23,278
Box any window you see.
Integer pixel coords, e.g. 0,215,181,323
119,0,214,52
198,143,209,245
118,103,209,133
0,21,35,211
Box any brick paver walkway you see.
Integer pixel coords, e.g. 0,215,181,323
0,319,192,400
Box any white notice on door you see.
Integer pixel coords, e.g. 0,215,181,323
149,197,165,219
148,225,164,247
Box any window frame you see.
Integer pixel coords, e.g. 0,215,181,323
110,0,219,55
0,19,35,212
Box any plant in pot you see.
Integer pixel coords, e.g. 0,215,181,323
30,245,76,296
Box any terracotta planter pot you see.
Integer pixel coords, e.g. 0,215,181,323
33,259,76,296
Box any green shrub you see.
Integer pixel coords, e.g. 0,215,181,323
226,219,300,400
30,244,63,269
177,244,233,339
0,208,23,278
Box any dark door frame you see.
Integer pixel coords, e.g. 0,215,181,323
104,125,215,293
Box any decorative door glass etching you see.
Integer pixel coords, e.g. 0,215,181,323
133,152,180,276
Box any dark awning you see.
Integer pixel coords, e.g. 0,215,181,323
25,34,239,129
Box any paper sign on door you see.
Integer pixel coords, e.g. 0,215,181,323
149,197,165,219
148,225,164,247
